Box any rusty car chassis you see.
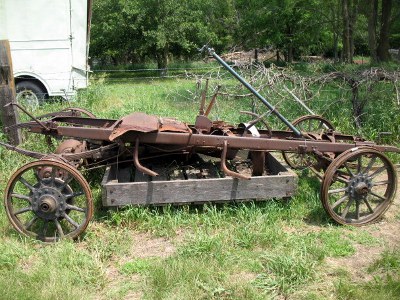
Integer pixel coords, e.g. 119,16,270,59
1,47,398,242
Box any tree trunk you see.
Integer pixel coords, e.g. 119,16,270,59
377,0,392,62
342,0,352,62
349,0,358,59
287,45,294,63
367,0,378,63
333,33,339,62
156,47,168,76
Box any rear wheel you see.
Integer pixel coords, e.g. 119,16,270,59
16,81,48,111
321,148,397,225
4,159,93,242
283,115,335,170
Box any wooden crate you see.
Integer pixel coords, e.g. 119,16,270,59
101,152,297,206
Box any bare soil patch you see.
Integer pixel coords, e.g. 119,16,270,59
128,232,176,258
325,174,400,281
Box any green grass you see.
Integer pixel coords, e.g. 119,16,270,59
0,62,399,299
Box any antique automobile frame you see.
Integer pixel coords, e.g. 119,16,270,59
1,48,398,242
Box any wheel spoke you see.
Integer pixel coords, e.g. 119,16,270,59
42,220,49,237
14,206,32,216
34,170,42,183
340,198,354,219
363,198,374,214
369,191,386,202
363,156,377,174
63,214,80,229
372,180,389,187
25,216,38,230
331,195,348,209
11,193,32,203
335,172,350,183
50,167,57,185
65,191,84,199
59,175,74,190
317,121,324,130
54,219,64,237
66,204,85,213
19,177,35,191
355,201,360,219
357,156,362,174
369,165,387,179
343,163,354,176
328,187,348,194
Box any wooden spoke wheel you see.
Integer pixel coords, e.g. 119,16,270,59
4,159,93,242
321,147,397,225
37,107,96,120
61,107,96,118
283,115,335,170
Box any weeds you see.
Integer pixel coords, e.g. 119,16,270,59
0,62,399,299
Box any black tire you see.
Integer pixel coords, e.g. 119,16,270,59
16,81,48,110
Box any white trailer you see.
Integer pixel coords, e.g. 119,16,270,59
0,0,92,107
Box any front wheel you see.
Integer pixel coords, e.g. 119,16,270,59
321,147,397,226
4,159,93,242
16,81,48,111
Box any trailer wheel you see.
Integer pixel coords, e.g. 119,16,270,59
321,148,397,225
16,81,48,111
4,159,93,242
283,115,335,169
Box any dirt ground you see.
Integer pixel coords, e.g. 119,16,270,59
326,172,400,281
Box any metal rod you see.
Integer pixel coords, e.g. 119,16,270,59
205,47,302,137
134,138,158,177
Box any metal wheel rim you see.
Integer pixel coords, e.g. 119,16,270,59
16,90,40,111
4,159,93,242
321,148,397,226
61,107,96,118
282,115,335,170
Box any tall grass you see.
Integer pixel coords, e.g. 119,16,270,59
0,61,399,299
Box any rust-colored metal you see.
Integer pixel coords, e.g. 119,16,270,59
134,138,158,177
320,147,397,225
2,49,400,243
204,85,221,117
4,159,93,242
221,140,250,180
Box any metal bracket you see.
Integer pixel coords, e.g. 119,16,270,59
220,140,250,180
134,138,158,177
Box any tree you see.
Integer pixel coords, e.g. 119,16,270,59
341,0,359,63
90,0,236,70
367,0,378,62
377,0,393,61
235,0,324,62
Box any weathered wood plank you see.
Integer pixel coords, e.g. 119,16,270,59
0,40,22,145
104,174,297,206
102,153,298,207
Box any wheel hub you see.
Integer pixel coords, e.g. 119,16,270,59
32,187,66,220
348,174,372,200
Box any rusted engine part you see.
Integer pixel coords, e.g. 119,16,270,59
4,159,93,242
55,139,88,167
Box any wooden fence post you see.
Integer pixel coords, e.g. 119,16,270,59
0,39,22,145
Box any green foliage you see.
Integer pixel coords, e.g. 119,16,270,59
91,0,236,68
120,258,155,275
1,65,400,299
90,0,400,65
